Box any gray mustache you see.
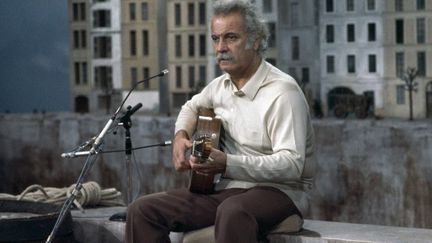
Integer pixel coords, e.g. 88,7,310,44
216,53,233,61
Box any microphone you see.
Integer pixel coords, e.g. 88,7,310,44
126,103,142,117
136,69,168,86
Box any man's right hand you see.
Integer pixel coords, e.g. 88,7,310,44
172,130,193,171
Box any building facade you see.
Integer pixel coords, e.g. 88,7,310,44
317,0,431,118
167,0,208,111
68,0,432,119
382,0,432,119
68,0,166,114
277,0,321,110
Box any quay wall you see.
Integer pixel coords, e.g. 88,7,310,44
0,113,431,229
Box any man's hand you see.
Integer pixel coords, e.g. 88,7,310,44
172,130,193,171
190,148,226,174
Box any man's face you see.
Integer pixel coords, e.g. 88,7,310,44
211,12,258,76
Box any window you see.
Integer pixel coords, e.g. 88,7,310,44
141,2,149,20
175,3,181,26
395,0,403,11
302,67,310,84
417,51,426,77
396,85,405,105
347,55,356,73
131,67,138,87
175,35,182,57
290,2,299,27
268,22,276,48
368,23,376,41
81,62,88,85
346,0,354,11
73,3,79,21
395,19,404,44
188,66,195,88
188,35,195,57
93,10,111,27
199,66,206,84
130,31,136,56
199,2,206,25
417,0,425,10
176,66,182,88
367,0,376,10
73,30,80,49
79,3,86,21
129,3,136,21
416,18,425,44
75,62,89,85
74,62,80,84
142,67,150,89
188,3,195,26
395,52,404,78
326,25,334,43
368,54,377,73
326,55,335,73
81,30,87,48
199,34,206,56
142,30,149,56
94,36,112,58
94,66,112,89
347,24,355,42
292,36,299,60
326,0,334,12
263,0,272,13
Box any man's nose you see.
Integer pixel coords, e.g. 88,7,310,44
215,39,228,52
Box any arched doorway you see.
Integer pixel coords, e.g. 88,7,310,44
426,81,432,118
75,95,89,113
327,87,355,111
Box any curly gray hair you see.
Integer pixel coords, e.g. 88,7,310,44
212,0,269,57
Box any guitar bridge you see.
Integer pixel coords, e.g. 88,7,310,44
192,135,213,161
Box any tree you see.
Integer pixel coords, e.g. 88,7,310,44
401,67,418,121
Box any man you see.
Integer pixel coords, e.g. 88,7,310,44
126,1,315,242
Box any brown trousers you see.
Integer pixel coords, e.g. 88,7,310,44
125,186,301,243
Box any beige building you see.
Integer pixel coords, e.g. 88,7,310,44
382,0,432,119
167,0,208,111
68,0,166,114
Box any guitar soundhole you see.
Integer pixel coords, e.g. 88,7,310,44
192,135,212,162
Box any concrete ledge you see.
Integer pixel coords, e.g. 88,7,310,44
71,207,432,243
269,220,432,243
72,206,126,243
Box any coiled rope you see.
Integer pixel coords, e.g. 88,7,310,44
0,181,125,211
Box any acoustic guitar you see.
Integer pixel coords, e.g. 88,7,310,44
189,108,222,194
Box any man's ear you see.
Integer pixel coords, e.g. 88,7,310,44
253,38,260,51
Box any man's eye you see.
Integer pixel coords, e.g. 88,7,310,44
226,35,238,41
211,36,219,42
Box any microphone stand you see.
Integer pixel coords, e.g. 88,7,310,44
46,70,169,243
109,103,142,221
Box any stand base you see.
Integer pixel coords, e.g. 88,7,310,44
109,211,127,222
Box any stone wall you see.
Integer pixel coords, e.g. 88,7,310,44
0,113,431,229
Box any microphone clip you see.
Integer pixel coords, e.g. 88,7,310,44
118,103,143,129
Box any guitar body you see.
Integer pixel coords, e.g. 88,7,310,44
188,108,222,194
